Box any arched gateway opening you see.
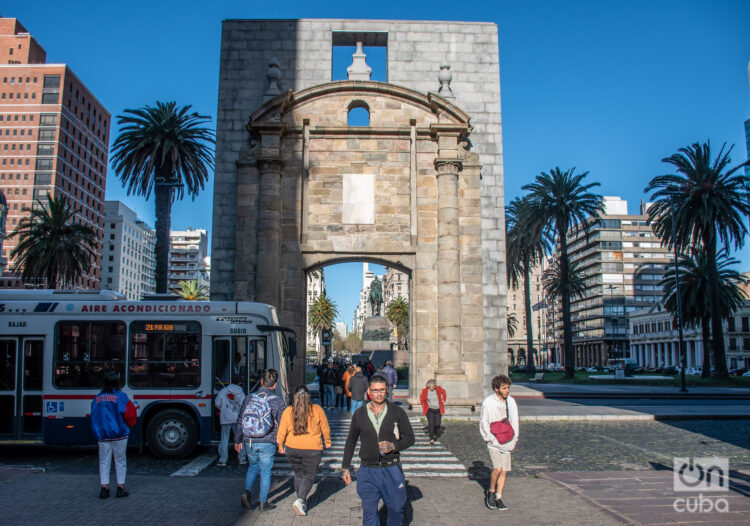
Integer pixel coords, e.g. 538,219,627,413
212,60,507,411
305,259,411,369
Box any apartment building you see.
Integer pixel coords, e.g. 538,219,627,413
507,258,551,367
306,267,325,354
382,266,409,306
0,17,109,289
561,196,671,367
168,228,209,293
101,201,155,300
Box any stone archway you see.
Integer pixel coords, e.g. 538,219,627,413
216,80,499,410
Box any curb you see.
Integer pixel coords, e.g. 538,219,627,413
514,393,750,400
441,413,750,422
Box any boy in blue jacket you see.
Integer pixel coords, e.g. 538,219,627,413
91,370,136,498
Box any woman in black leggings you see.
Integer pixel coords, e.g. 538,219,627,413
419,378,447,444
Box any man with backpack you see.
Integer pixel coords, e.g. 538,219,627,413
234,369,285,511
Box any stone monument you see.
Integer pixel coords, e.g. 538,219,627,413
211,19,508,411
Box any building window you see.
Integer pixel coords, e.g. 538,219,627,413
41,92,59,104
730,338,738,351
728,317,736,332
39,114,57,126
43,75,61,89
743,317,749,332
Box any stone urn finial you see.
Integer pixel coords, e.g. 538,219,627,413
263,57,281,101
438,63,454,98
347,42,372,81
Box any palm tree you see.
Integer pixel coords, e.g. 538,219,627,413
645,141,750,377
506,196,551,374
543,259,587,303
175,279,209,300
507,312,518,339
385,297,409,350
661,247,747,377
9,195,96,288
524,168,603,377
110,101,215,293
308,293,339,363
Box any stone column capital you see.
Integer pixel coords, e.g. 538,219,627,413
256,157,283,173
434,158,462,177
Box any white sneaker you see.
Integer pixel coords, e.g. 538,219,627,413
292,498,307,516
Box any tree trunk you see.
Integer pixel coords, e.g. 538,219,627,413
523,258,536,374
559,221,574,377
704,231,728,377
316,328,322,364
154,182,173,294
701,315,711,378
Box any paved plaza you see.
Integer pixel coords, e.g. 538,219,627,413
1,409,749,525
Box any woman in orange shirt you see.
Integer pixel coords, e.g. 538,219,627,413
277,385,331,516
342,364,354,411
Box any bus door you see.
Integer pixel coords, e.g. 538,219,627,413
0,337,44,441
210,336,267,440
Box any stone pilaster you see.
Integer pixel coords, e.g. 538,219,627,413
434,156,468,398
255,157,283,307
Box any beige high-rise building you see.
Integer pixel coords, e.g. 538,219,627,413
382,266,409,306
0,17,109,289
561,196,671,367
306,268,325,355
506,259,550,367
101,201,155,300
168,228,209,293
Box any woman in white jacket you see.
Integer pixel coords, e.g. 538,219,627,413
478,374,519,511
215,374,247,466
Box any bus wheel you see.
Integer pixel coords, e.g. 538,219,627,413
146,409,198,459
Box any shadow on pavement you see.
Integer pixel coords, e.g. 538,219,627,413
467,460,492,492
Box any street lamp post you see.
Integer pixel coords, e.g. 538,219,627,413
670,198,688,393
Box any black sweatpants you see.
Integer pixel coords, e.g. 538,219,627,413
285,447,323,502
426,408,442,440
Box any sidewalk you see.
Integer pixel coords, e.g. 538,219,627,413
236,474,622,526
0,468,621,526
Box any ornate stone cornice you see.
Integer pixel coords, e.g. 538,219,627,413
248,81,471,128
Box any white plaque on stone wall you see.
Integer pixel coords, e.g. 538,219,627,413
342,173,374,224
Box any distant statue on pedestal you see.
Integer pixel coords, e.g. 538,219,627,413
369,277,383,317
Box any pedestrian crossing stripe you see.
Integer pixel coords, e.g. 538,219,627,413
269,413,467,478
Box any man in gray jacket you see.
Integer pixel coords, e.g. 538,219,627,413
348,366,368,414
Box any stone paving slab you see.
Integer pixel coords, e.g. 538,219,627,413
235,474,622,526
0,469,621,526
540,470,750,525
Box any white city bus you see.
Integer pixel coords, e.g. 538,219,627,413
0,290,295,458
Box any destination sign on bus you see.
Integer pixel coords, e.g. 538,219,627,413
145,323,176,332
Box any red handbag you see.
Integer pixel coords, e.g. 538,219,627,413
489,400,514,444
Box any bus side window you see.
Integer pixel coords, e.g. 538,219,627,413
54,322,126,389
128,321,201,389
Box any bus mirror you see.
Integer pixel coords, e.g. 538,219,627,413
288,338,297,368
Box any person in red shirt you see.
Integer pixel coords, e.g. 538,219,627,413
419,379,447,445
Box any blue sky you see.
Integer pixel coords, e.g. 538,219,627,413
4,0,750,327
